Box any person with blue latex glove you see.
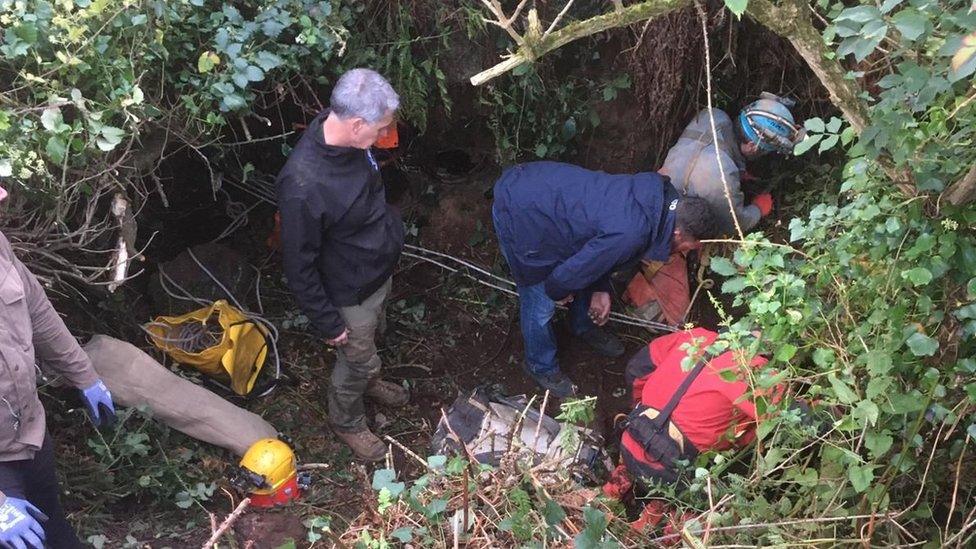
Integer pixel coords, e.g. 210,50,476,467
0,184,97,548
0,495,47,549
81,380,116,428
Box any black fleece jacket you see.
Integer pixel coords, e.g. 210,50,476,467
276,111,404,338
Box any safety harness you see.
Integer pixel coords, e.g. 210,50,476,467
620,358,708,485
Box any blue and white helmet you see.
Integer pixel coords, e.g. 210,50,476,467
738,92,804,154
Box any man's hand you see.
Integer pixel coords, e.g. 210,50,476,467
555,294,575,306
0,497,47,549
327,329,349,347
588,292,611,326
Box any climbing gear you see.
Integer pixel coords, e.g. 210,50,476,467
366,378,410,408
432,386,612,484
620,358,708,485
331,425,387,462
232,439,309,507
577,327,625,358
145,300,272,396
751,192,774,217
738,92,804,154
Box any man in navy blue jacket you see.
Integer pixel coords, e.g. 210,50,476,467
492,161,717,397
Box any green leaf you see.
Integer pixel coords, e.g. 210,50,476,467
865,350,893,375
41,107,64,132
46,136,67,164
968,423,976,442
865,431,893,457
427,455,447,470
901,267,932,286
534,143,548,157
848,464,875,493
426,498,448,516
794,134,822,155
575,506,611,549
245,65,265,82
804,117,826,132
906,332,938,357
866,375,892,399
721,277,747,293
391,527,413,543
711,256,737,276
774,343,797,361
825,117,843,133
197,51,220,73
835,5,882,23
96,126,125,152
723,0,748,18
371,469,405,497
818,134,840,153
828,373,859,404
542,499,567,526
813,348,835,367
853,400,879,426
255,51,283,71
892,9,927,41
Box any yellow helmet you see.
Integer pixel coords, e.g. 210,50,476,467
234,439,302,507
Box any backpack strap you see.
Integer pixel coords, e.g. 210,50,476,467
656,355,709,425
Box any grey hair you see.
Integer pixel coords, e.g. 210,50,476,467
330,68,400,124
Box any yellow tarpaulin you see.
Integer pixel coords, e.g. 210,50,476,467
145,300,269,396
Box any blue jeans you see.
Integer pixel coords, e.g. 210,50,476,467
517,283,595,375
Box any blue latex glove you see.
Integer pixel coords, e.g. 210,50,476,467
81,380,116,428
0,497,47,549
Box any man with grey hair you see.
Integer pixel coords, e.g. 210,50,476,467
277,68,407,461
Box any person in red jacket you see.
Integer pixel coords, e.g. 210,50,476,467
619,327,773,484
605,327,801,535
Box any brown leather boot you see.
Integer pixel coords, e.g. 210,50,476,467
331,426,386,462
366,379,410,407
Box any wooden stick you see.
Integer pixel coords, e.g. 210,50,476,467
201,497,251,549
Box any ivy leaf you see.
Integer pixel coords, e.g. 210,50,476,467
901,267,932,286
371,469,404,498
848,464,874,493
892,9,927,41
906,332,938,357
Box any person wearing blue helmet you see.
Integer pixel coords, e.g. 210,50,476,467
623,94,803,325
659,92,804,236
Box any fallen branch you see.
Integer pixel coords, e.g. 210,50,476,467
201,497,251,549
471,0,692,85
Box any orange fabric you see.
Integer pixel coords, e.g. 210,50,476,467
623,253,689,325
752,192,773,216
267,211,281,251
374,124,399,149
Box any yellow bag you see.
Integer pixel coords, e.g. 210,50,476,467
145,300,269,396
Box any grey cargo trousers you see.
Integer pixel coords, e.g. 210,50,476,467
329,277,391,431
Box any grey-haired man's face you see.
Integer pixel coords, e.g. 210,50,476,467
350,111,395,149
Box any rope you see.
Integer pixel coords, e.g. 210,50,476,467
402,246,678,333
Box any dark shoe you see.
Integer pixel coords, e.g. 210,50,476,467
366,379,410,407
578,327,625,358
521,363,577,398
331,426,387,461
